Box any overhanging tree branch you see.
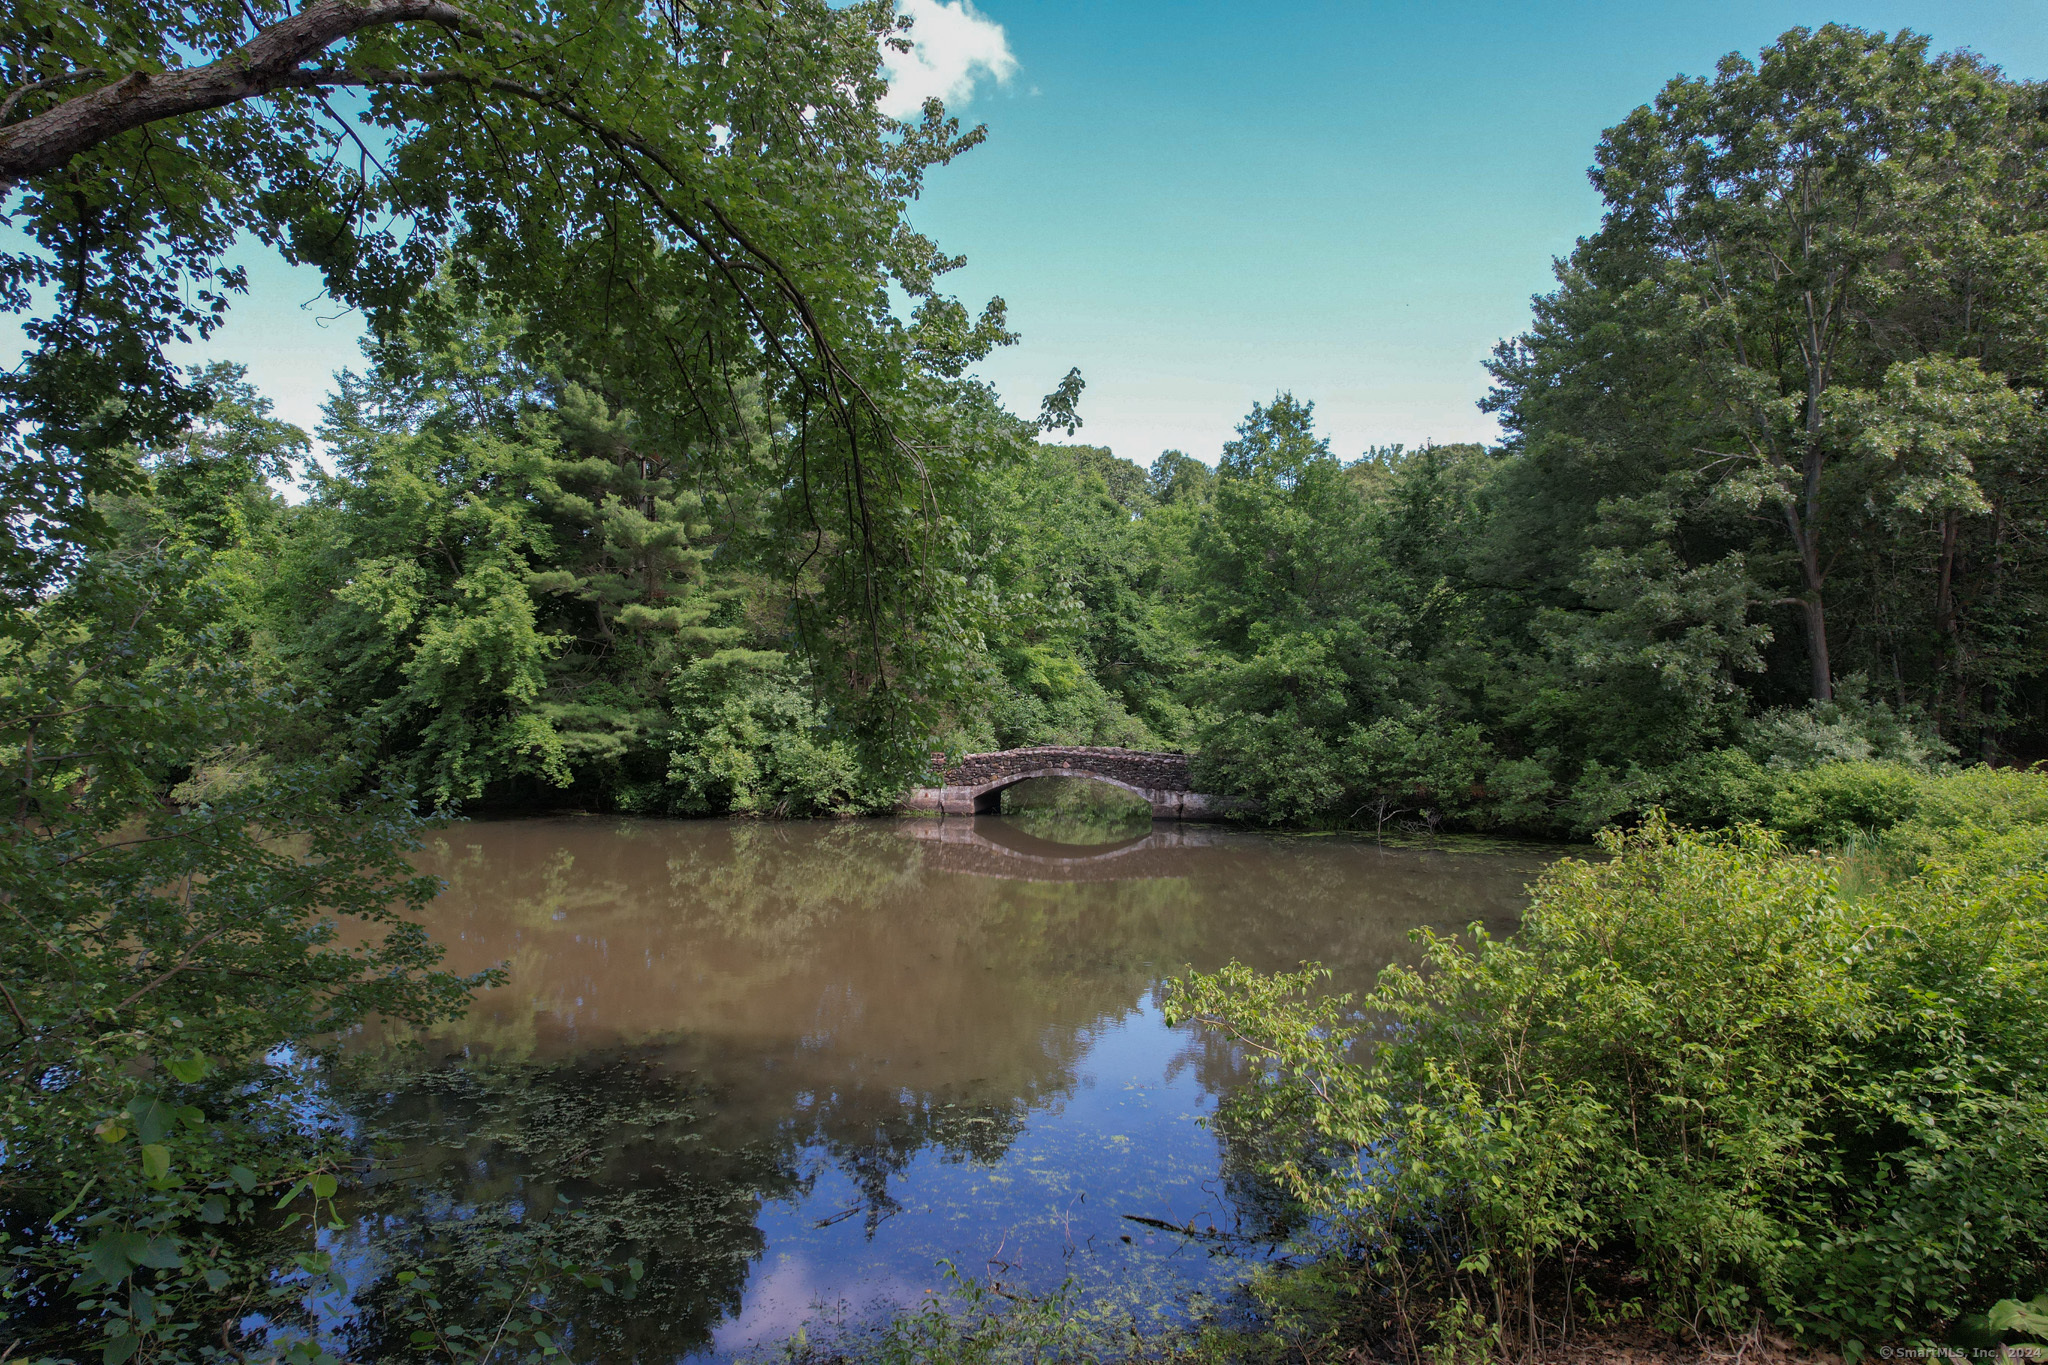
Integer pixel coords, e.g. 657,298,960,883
0,0,475,188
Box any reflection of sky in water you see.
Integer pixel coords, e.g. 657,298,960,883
713,993,1241,1359
340,813,1550,1360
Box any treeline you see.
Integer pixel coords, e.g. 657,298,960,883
978,23,2048,835
129,23,2048,836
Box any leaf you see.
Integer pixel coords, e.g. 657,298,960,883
229,1165,258,1193
47,1175,98,1228
627,1257,645,1282
309,1173,338,1199
1989,1296,2048,1340
199,1195,228,1224
126,1096,177,1145
84,1232,137,1287
165,1055,211,1084
133,1236,183,1270
205,1267,231,1291
103,1333,141,1365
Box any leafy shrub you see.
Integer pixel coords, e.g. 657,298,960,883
1166,815,2048,1356
1657,747,1778,827
1,558,484,1361
1193,711,1348,827
1741,679,1953,771
1764,761,1926,845
1878,766,2048,872
663,650,873,816
1647,757,2048,855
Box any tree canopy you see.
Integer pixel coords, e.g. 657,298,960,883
1,0,1011,732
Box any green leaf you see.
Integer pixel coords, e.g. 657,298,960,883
126,1097,175,1145
309,1173,338,1199
1989,1296,2048,1340
204,1267,231,1291
84,1232,139,1287
229,1165,258,1193
165,1055,211,1084
103,1332,141,1365
133,1237,183,1271
138,1144,170,1182
627,1257,645,1282
198,1195,228,1224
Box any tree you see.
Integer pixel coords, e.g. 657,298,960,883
0,552,481,1358
1488,25,2048,715
1180,396,1406,821
0,0,1008,740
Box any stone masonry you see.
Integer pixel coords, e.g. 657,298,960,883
901,746,1227,819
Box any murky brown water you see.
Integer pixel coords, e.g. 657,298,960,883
334,811,1552,1361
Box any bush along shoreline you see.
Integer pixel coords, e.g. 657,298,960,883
1156,766,2048,1365
755,765,2047,1365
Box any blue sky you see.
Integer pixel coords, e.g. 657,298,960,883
36,0,2048,467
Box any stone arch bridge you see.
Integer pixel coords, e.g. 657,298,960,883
903,746,1227,819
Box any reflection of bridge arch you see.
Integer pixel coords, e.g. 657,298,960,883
901,816,1235,882
902,747,1229,820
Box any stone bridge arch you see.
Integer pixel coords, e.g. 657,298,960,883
902,746,1227,819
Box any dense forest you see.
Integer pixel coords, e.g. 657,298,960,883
104,16,2048,836
5,7,2047,1362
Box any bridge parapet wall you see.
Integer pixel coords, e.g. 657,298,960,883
940,746,1191,791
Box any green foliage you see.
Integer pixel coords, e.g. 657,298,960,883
1166,809,2048,1354
381,1246,643,1365
49,21,2043,836
2,0,1018,758
1761,762,1927,846
1988,1294,2048,1342
1485,23,2048,740
665,650,870,816
0,553,485,1359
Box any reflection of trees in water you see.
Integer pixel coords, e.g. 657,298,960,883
337,1055,1032,1361
997,776,1154,844
339,1058,773,1361
341,819,1547,1357
787,1088,1031,1240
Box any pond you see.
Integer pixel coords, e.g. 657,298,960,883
334,793,1552,1361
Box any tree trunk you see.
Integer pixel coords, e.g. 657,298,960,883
1802,595,1832,702
1784,496,1832,702
1935,509,1962,730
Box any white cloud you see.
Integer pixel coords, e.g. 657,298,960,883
879,0,1018,119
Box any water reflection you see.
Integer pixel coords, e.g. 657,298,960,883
339,816,1549,1361
996,775,1155,844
